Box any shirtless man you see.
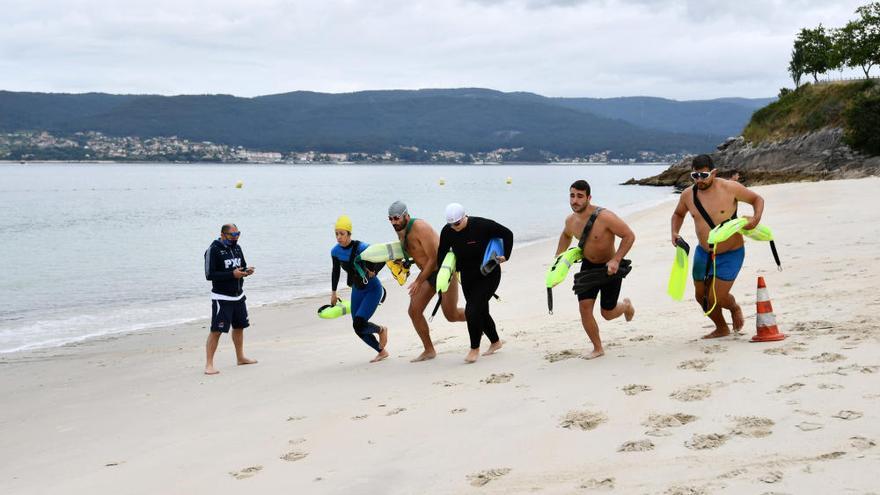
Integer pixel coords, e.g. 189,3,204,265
387,201,466,362
670,154,765,339
556,180,635,359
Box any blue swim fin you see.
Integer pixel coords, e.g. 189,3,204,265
481,238,504,275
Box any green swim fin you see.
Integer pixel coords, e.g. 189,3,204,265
667,237,690,301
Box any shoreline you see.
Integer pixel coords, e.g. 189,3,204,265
0,160,674,166
1,192,677,357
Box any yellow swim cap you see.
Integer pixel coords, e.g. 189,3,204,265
335,215,352,233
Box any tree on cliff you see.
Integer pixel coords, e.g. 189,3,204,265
854,2,880,76
797,25,834,82
833,22,869,77
789,41,806,88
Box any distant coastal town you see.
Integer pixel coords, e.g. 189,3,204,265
0,131,683,164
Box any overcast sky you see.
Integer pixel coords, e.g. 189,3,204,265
0,0,869,100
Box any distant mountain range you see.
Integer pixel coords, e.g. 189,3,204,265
0,88,772,158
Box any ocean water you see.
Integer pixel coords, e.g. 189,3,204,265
0,163,672,353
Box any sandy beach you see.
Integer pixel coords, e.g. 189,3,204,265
1,178,878,494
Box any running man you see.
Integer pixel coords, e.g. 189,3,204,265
670,154,765,338
329,215,390,362
555,180,635,359
436,203,513,363
387,201,466,362
203,223,258,375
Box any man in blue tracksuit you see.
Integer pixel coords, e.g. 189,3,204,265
203,223,257,375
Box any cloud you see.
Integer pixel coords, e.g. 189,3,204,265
0,0,868,99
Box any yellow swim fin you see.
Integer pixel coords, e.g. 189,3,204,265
667,237,690,301
386,260,410,286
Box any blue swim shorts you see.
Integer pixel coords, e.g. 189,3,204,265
692,245,744,282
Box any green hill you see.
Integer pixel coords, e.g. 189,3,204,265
744,80,880,154
0,89,758,158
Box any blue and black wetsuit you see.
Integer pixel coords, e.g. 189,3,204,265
331,241,385,352
437,217,513,350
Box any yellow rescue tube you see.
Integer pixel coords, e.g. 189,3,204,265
317,300,351,319
360,241,405,262
436,250,457,293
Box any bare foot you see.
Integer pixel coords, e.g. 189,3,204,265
702,328,731,339
482,340,504,356
237,358,258,366
370,349,389,363
623,298,635,322
410,350,437,362
378,326,388,349
584,348,605,360
731,304,744,333
465,349,480,363
204,366,220,375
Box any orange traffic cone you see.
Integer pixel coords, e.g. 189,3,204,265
751,276,785,342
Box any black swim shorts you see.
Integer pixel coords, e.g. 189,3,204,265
576,260,622,310
210,297,250,333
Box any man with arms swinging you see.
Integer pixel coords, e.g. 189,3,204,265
556,180,635,359
670,154,765,338
387,201,466,362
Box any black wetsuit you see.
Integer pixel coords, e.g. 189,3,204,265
437,217,514,349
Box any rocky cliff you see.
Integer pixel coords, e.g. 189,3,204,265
626,127,880,188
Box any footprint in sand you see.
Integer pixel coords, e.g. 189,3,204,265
386,408,406,416
763,344,808,355
701,344,727,354
773,383,805,394
811,352,846,363
830,364,880,375
730,416,775,438
433,380,461,387
286,416,306,422
618,439,655,452
796,422,824,431
629,335,653,342
280,451,308,462
850,436,876,450
466,468,511,487
451,408,467,414
481,373,514,384
832,410,863,420
351,415,369,421
580,477,615,490
816,451,846,460
717,468,749,479
229,465,263,479
664,485,708,495
685,433,728,450
817,383,844,390
643,413,697,430
670,383,714,402
621,384,652,396
544,349,581,363
678,358,713,372
559,410,607,431
758,471,783,484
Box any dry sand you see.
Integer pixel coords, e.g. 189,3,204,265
1,178,878,494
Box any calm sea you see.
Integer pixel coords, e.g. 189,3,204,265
0,163,672,353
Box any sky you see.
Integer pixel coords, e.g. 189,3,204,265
0,0,870,100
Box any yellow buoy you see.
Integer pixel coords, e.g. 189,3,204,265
235,180,243,189
506,177,512,184
438,178,446,186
